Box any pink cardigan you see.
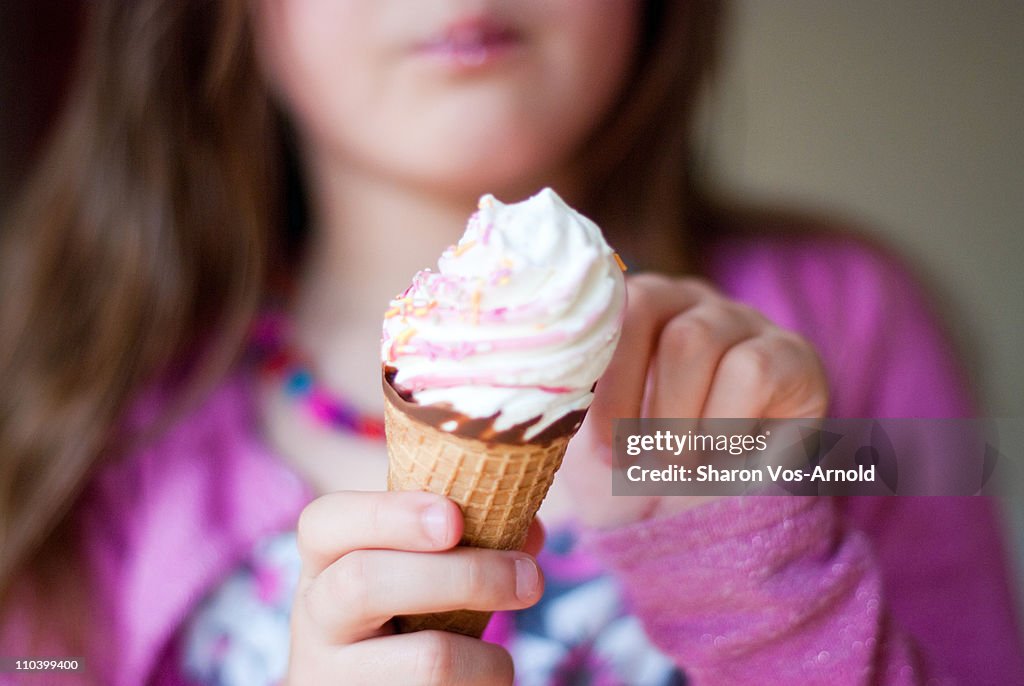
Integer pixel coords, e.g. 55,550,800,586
23,234,1024,684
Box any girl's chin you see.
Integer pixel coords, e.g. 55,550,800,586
323,122,575,199
399,157,558,201
390,138,571,196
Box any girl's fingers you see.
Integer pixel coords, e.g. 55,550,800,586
303,547,543,644
700,331,829,419
338,631,515,685
588,274,711,445
648,301,765,419
296,491,463,578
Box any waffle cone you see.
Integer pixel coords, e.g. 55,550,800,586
384,392,574,638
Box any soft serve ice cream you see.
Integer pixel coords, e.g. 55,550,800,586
381,188,626,442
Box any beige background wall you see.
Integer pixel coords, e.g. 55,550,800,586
704,0,1024,597
705,0,1023,418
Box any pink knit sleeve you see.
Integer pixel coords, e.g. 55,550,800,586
582,497,926,684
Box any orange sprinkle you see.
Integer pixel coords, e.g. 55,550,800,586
497,276,510,286
471,290,482,325
453,239,477,257
412,301,437,317
394,327,417,346
613,253,628,272
383,306,401,318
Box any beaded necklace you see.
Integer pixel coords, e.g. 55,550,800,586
251,310,386,440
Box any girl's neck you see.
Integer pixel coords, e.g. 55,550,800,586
289,155,476,410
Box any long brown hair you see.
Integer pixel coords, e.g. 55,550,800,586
0,0,723,622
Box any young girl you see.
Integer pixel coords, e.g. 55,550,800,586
1,1,1021,684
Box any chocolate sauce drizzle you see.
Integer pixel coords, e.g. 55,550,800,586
383,366,586,446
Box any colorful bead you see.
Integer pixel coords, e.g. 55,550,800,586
284,369,313,396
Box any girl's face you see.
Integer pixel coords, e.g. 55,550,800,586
256,0,640,197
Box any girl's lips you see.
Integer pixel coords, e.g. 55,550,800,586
413,16,523,69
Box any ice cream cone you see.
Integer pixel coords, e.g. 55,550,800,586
384,390,574,638
379,188,625,637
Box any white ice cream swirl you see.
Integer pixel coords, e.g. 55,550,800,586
381,188,626,439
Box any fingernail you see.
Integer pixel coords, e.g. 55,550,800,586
515,557,539,601
421,502,450,546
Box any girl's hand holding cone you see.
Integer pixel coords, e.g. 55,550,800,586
286,490,544,685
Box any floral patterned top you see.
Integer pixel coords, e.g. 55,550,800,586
180,525,686,686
